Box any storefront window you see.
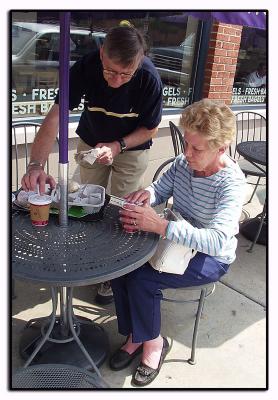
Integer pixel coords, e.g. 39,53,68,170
147,15,198,108
231,26,266,105
11,11,200,119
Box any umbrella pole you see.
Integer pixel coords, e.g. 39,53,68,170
58,163,69,227
58,12,70,227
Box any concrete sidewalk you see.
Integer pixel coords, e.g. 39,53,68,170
11,186,266,389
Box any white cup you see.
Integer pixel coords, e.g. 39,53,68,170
28,194,52,227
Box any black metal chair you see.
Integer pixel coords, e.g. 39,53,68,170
152,122,184,208
12,122,53,191
12,364,109,389
152,161,215,364
161,284,215,364
230,112,266,203
169,121,185,156
12,122,58,298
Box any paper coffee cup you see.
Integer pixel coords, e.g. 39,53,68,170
28,194,52,227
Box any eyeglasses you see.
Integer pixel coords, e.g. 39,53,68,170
102,68,136,80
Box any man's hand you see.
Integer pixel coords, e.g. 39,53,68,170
94,141,121,165
21,167,56,194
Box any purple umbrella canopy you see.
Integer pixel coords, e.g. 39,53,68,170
163,11,267,30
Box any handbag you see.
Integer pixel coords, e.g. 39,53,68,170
149,208,197,274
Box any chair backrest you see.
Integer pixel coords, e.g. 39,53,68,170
152,157,175,209
12,122,49,191
152,157,175,183
230,112,267,160
169,121,185,157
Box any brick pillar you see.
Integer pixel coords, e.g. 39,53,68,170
202,22,243,104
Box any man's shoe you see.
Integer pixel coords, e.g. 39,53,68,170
95,281,114,305
109,344,143,371
131,337,170,387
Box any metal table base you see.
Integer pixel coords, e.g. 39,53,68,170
20,287,109,374
12,205,159,380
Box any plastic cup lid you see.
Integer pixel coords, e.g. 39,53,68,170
28,194,52,205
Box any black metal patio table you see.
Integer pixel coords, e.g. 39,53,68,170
236,140,266,251
236,141,266,173
12,204,159,375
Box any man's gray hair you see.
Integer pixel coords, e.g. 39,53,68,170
103,26,146,66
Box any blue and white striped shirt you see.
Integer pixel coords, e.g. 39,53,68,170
147,154,246,264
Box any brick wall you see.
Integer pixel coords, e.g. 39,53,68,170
203,22,243,104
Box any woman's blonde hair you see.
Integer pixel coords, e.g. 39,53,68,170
180,98,236,149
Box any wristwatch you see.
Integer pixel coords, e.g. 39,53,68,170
118,138,127,153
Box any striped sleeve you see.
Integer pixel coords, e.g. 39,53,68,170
165,173,246,256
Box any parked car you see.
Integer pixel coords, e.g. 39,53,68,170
148,33,196,87
12,22,106,95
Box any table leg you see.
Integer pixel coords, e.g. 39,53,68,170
23,287,58,368
247,202,267,252
19,286,110,370
59,287,69,337
66,288,103,379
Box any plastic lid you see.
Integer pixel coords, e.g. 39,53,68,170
28,194,52,205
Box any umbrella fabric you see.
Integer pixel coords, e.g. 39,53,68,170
163,11,266,30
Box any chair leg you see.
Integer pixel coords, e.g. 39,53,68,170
188,288,207,365
248,176,261,204
247,202,266,253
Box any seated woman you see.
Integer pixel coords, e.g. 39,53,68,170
109,98,246,387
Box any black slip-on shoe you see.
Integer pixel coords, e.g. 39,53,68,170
131,337,170,387
95,282,114,305
109,344,143,371
95,292,114,305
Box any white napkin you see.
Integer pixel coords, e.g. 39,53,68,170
74,148,101,165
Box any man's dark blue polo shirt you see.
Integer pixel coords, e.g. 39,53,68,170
55,50,163,151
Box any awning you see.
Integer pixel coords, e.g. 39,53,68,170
164,11,267,30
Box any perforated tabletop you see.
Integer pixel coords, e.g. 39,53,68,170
236,141,266,166
12,204,159,287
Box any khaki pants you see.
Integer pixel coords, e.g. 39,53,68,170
76,138,150,197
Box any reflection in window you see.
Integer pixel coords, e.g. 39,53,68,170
147,15,198,108
232,27,266,105
11,11,199,118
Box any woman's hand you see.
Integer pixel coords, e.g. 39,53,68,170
119,203,168,236
123,189,151,206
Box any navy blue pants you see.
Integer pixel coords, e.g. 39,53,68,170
111,252,229,343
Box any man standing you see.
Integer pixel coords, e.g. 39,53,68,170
21,24,163,305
